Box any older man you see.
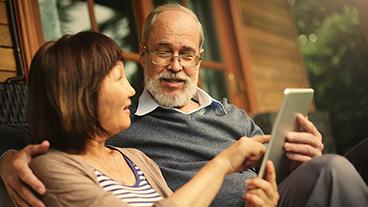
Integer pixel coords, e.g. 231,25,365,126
1,3,367,207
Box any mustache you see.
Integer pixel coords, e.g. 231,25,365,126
156,71,190,81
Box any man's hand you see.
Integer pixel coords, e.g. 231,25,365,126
284,114,324,168
244,161,279,207
0,141,49,207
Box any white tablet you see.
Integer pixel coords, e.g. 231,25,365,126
257,88,314,183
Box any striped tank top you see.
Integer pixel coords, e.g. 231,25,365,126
95,155,162,206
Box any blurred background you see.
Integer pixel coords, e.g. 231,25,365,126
0,0,367,154
291,0,368,154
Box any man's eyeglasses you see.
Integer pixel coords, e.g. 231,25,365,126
143,46,202,68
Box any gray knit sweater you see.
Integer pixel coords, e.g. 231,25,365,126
108,99,263,207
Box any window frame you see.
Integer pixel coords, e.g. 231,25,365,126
12,0,258,113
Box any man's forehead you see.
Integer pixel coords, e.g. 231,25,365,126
155,9,197,24
148,23,200,50
154,42,197,51
145,9,201,50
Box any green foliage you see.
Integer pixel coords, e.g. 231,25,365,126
296,3,368,153
291,0,348,34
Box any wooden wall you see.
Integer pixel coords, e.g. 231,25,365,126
357,0,368,44
0,0,17,82
238,0,310,113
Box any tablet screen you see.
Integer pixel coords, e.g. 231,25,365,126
257,88,314,183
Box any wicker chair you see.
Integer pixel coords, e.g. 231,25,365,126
0,83,28,207
0,83,28,125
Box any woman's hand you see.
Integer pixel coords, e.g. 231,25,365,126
213,135,270,174
170,136,270,207
244,161,279,207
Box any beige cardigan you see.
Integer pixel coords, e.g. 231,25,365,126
30,147,176,207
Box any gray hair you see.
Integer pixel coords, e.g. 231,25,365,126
141,4,204,49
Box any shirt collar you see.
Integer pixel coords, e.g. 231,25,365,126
135,87,227,116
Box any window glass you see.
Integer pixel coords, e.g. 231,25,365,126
38,0,91,41
189,0,222,62
154,0,180,6
200,69,227,101
93,0,141,94
94,0,139,53
189,1,227,99
39,0,142,96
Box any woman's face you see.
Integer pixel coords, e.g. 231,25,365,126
98,61,135,135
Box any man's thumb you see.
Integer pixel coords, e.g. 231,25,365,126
24,140,50,156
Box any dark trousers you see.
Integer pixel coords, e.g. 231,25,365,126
345,137,368,185
278,154,368,207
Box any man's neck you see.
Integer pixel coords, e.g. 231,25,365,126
146,89,201,113
177,99,200,112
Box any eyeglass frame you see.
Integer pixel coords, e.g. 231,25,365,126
142,46,202,68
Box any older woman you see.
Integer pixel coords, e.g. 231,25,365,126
27,31,278,207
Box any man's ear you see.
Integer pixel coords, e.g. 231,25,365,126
139,44,145,65
199,48,204,61
199,48,204,57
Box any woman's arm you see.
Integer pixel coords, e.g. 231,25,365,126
31,138,278,207
168,135,277,207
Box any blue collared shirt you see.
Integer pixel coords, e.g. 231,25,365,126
135,87,227,116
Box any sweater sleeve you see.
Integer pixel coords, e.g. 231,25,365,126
231,104,264,137
221,99,264,139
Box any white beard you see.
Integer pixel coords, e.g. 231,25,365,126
144,70,197,108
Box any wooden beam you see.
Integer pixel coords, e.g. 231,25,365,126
0,71,16,82
212,1,237,103
200,61,225,71
0,48,16,70
133,0,153,41
0,24,12,47
0,2,8,24
227,0,259,114
123,51,140,62
12,0,44,80
87,0,99,32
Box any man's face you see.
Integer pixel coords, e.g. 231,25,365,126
141,10,203,108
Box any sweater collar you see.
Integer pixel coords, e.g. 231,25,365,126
135,87,227,116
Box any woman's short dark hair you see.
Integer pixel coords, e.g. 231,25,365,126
28,31,124,153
